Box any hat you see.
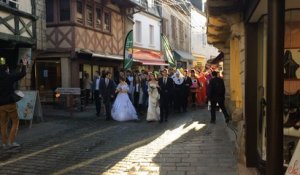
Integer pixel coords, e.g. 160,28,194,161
0,57,6,65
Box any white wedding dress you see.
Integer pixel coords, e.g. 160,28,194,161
146,82,160,121
111,83,138,121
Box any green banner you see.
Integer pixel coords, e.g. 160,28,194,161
162,34,176,68
123,30,133,69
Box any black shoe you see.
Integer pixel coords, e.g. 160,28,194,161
96,113,100,117
210,120,216,124
225,118,231,123
105,117,111,121
159,120,163,123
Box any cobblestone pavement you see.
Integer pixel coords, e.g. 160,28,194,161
0,106,237,175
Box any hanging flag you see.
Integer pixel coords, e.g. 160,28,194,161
162,34,176,68
123,30,133,69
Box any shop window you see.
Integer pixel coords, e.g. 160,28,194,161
95,6,102,29
103,10,111,32
59,0,70,21
46,0,54,22
36,61,62,91
76,0,83,24
86,3,93,27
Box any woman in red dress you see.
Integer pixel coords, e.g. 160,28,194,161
197,72,207,106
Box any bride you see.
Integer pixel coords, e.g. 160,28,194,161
146,73,160,122
111,76,138,121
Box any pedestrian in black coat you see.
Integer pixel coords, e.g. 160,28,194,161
158,69,174,123
208,71,231,124
100,72,116,120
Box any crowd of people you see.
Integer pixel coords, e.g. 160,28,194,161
83,67,231,124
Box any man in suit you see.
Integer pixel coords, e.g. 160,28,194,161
100,72,116,120
182,70,192,112
92,71,102,117
208,71,231,124
158,69,174,123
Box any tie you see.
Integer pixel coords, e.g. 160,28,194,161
106,79,109,87
164,78,166,85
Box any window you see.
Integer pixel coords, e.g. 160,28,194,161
86,3,93,27
103,11,111,32
76,0,83,24
149,25,154,45
8,0,18,8
46,0,54,22
179,20,184,41
59,0,70,21
95,6,102,29
171,16,177,40
148,0,154,8
135,20,142,43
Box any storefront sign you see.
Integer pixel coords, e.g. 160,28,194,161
55,88,81,95
286,140,300,175
124,30,133,69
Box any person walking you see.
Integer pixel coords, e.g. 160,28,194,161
111,76,138,121
146,73,160,122
172,70,184,113
208,71,231,124
158,69,173,123
100,72,116,121
182,70,192,112
92,71,102,117
83,72,92,106
0,57,27,149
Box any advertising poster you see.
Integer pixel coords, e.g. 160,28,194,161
17,91,43,121
124,30,133,69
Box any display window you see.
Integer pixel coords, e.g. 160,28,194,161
283,10,300,168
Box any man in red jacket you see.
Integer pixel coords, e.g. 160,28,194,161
0,57,27,149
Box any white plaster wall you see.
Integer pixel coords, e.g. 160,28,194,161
191,8,219,59
133,12,161,51
19,1,32,14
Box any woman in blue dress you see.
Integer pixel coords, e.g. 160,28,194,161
111,76,139,121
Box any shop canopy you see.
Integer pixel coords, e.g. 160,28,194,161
133,48,169,66
207,52,224,64
173,50,196,61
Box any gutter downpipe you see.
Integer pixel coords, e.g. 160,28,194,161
266,0,284,174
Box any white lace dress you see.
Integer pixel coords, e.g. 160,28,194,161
146,82,160,121
111,83,138,121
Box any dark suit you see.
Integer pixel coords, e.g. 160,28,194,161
182,76,192,111
208,76,230,123
158,77,174,122
100,78,116,120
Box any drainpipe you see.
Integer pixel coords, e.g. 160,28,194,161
266,0,284,174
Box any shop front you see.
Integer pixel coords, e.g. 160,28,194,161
132,48,168,71
173,50,195,69
245,1,300,174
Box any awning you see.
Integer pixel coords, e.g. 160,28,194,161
76,49,123,61
207,52,224,64
173,50,195,61
133,48,168,66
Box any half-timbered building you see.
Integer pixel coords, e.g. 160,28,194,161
0,0,46,90
38,0,141,101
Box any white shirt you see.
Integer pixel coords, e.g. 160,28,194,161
95,78,100,90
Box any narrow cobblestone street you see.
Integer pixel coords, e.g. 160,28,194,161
0,107,237,175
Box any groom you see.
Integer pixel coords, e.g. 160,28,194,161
158,69,174,123
100,72,116,121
